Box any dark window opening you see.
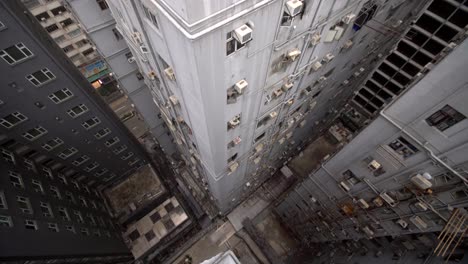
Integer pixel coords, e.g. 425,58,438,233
35,12,50,21
426,105,466,131
353,1,378,31
96,0,109,10
51,6,67,16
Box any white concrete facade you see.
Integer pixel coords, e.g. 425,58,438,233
105,0,429,212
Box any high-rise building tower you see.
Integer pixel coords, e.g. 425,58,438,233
0,1,154,262
275,35,468,260
104,0,430,212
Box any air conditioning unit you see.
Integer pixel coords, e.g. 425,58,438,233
380,192,397,207
132,32,143,44
396,219,408,228
342,13,356,24
410,215,428,230
415,202,428,211
164,67,175,81
285,0,303,17
282,82,293,91
127,57,135,63
311,61,322,71
323,53,334,63
41,17,46,21
234,24,253,44
233,136,242,145
334,26,345,40
287,48,301,61
339,181,351,192
411,174,432,190
354,71,361,77
342,79,349,85
169,95,179,105
235,79,248,94
362,226,374,238
279,137,285,144
343,40,353,49
357,198,369,209
273,89,283,98
229,118,240,127
286,132,293,139
287,98,294,105
228,162,239,173
147,71,156,80
255,143,264,153
324,29,337,42
299,120,306,127
310,33,321,46
317,76,327,83
373,197,384,207
269,111,278,119
253,157,261,164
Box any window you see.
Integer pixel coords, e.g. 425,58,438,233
388,137,419,159
17,196,33,214
95,168,108,176
24,158,35,171
50,6,67,16
354,0,378,30
113,145,127,154
74,210,84,223
82,48,94,56
0,112,27,128
227,153,238,163
129,158,140,166
90,200,98,209
226,31,248,56
81,227,89,235
78,196,87,207
104,137,120,147
26,68,55,86
72,155,89,166
66,225,76,233
67,28,81,38
62,44,74,53
59,18,74,27
84,162,99,172
22,126,47,141
24,219,38,230
71,181,80,190
81,117,100,130
0,43,34,65
254,132,266,143
9,171,24,188
94,128,111,139
0,191,8,209
43,167,54,179
0,215,12,228
121,152,134,160
2,149,15,164
58,207,70,221
142,5,159,29
48,88,74,104
58,147,78,159
0,20,5,31
42,137,64,151
58,174,68,185
32,180,44,194
54,35,66,43
87,214,96,226
426,105,466,131
47,223,59,232
112,28,122,40
45,24,59,33
96,0,109,10
75,39,89,48
93,230,101,237
50,186,61,199
65,192,75,203
136,72,144,80
40,202,53,217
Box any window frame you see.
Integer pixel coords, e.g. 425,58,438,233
94,128,111,139
426,105,466,132
22,126,48,141
0,43,34,65
42,137,64,151
81,117,101,130
26,68,56,87
58,147,78,159
0,112,28,129
48,88,74,104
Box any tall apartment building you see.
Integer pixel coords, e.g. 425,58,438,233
104,0,429,212
62,0,176,155
0,1,153,261
21,0,99,68
275,36,468,260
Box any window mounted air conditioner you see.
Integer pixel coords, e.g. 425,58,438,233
311,61,322,71
396,219,408,228
323,29,337,42
255,143,264,153
169,95,179,106
140,46,149,54
342,13,356,24
147,71,156,80
357,198,369,209
235,79,248,94
323,53,334,63
273,89,283,98
233,136,242,145
339,181,351,192
334,26,345,40
342,79,349,85
253,157,261,164
380,192,397,207
285,0,303,17
410,174,432,190
287,98,294,105
234,24,253,44
164,67,175,81
269,111,278,119
343,40,353,49
287,48,301,61
279,137,285,144
415,202,428,211
282,82,293,91
127,57,135,63
317,76,327,83
310,33,321,46
362,226,374,238
410,215,428,230
228,162,239,173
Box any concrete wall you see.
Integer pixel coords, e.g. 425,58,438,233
275,38,468,243
107,0,427,212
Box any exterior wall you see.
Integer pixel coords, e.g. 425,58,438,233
275,38,468,243
106,0,428,212
64,0,176,155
